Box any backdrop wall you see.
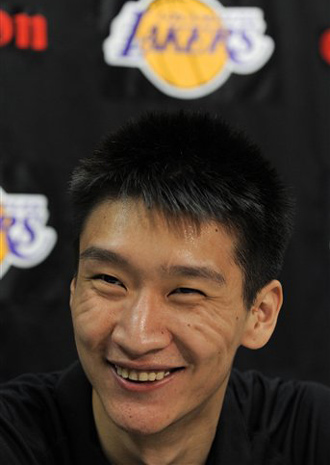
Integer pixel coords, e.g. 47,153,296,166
1,0,329,385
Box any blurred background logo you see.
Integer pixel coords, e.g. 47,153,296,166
103,0,275,99
0,188,57,278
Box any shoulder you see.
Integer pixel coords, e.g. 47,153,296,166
229,368,330,418
0,367,73,464
0,370,60,425
229,369,330,464
0,369,60,401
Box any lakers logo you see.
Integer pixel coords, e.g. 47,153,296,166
103,0,275,99
0,187,57,278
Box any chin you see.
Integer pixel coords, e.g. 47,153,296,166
105,404,176,436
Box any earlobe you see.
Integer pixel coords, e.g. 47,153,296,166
70,277,77,307
241,280,283,350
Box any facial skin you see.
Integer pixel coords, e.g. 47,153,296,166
70,199,282,465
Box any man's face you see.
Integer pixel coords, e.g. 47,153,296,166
70,199,253,436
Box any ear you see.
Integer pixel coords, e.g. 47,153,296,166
240,280,283,350
69,277,77,308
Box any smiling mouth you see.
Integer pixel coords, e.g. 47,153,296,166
114,364,182,383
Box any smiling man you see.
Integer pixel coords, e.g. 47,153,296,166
1,111,330,465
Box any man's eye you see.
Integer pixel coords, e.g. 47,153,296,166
172,287,205,296
93,274,125,288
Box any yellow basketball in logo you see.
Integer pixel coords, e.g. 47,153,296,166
136,0,228,89
0,206,8,262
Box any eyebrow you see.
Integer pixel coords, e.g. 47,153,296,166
80,246,226,286
163,265,226,287
79,247,130,268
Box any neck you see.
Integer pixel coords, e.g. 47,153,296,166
92,386,227,465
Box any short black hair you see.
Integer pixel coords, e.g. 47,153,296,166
69,111,295,308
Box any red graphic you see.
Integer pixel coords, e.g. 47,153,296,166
319,28,330,65
0,10,48,51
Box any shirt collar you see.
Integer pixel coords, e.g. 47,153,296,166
206,380,252,464
56,362,109,464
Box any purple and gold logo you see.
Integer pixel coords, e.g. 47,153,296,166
103,0,275,99
0,187,57,278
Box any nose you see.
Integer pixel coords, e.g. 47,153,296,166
111,290,172,357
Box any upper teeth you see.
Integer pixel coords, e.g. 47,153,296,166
115,365,171,382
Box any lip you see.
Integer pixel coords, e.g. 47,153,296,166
108,362,184,393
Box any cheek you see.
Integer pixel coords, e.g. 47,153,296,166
71,290,119,351
177,303,243,361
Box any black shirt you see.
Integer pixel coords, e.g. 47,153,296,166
0,362,329,464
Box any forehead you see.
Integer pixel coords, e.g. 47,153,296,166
79,199,241,280
81,198,235,247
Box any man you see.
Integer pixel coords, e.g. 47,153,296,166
1,111,329,464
